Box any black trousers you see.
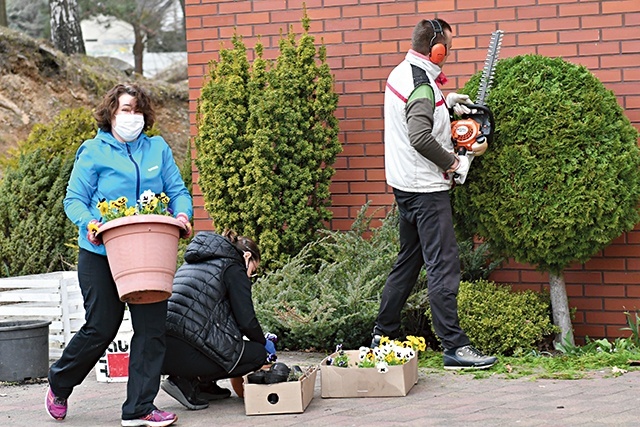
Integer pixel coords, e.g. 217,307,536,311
163,336,266,381
374,189,470,350
48,249,167,420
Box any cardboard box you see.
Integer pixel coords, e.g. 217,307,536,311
320,350,418,398
243,366,318,415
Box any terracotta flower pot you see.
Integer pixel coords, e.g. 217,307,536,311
96,214,185,304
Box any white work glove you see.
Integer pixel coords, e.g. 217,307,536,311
446,93,475,116
453,154,473,185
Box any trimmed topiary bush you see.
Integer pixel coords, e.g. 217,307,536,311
452,55,640,344
453,55,640,270
426,280,558,355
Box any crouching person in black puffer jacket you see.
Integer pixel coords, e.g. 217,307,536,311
162,230,270,410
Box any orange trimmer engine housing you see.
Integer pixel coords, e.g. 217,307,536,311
451,119,481,153
450,104,495,155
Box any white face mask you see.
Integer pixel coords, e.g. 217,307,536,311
113,114,145,142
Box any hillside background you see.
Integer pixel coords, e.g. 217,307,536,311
0,26,190,163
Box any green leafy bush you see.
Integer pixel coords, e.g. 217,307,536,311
253,205,504,351
253,206,397,350
0,108,96,276
425,280,558,355
0,149,77,276
453,54,640,274
1,108,97,170
195,13,341,270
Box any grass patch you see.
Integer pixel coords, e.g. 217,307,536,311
419,348,640,380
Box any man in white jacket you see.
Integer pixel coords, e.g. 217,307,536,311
372,18,497,370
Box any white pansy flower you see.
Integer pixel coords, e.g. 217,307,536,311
376,361,389,373
138,189,155,206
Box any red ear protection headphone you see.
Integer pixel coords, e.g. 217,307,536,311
428,19,447,65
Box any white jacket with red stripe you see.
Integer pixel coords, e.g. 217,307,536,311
384,50,454,193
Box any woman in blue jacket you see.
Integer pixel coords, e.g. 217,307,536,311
46,83,192,427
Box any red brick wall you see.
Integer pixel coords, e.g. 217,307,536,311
185,0,640,342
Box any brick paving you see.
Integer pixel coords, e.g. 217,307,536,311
2,352,640,426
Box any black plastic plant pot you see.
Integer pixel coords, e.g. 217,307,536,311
0,319,51,382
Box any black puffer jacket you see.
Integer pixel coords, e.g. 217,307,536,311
166,232,265,372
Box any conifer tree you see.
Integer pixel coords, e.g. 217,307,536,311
0,107,95,276
0,150,76,275
195,34,251,231
196,13,340,269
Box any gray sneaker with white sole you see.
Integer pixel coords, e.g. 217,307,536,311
443,345,497,370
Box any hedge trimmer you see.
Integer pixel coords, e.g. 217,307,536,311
451,30,504,155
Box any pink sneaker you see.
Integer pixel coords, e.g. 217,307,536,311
45,386,67,421
121,409,178,427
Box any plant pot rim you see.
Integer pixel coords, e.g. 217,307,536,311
96,214,185,237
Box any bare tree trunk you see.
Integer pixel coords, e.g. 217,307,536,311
132,24,144,75
178,0,185,21
49,0,85,55
179,0,186,34
549,271,575,347
0,0,7,27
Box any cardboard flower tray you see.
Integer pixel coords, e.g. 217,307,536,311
243,365,318,415
320,349,418,398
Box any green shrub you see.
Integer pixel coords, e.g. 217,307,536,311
195,12,341,270
452,54,640,344
253,206,397,350
0,149,78,276
453,54,640,274
426,280,558,355
0,108,95,276
1,108,96,170
253,205,504,351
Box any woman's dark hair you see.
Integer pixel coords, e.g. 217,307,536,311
222,229,261,263
94,83,155,133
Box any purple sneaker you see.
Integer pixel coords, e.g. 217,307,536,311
45,386,67,421
121,409,177,427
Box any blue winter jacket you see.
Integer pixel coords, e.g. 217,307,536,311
64,129,193,256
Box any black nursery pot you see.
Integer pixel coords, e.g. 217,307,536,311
0,319,51,382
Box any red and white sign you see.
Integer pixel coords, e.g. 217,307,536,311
95,333,132,382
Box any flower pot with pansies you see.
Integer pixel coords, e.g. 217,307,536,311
95,190,186,304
